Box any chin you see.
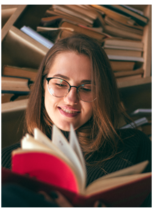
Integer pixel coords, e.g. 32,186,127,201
56,121,80,132
56,122,71,132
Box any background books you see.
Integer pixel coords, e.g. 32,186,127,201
1,65,37,112
10,4,150,85
36,5,150,83
2,4,150,107
119,108,151,140
7,4,150,83
130,108,151,139
1,5,151,148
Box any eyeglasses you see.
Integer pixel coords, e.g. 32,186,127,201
46,77,96,102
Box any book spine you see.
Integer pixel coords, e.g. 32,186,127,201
20,26,54,49
103,5,148,26
121,117,149,129
108,55,144,62
104,45,143,51
131,109,152,114
2,75,31,80
121,5,144,16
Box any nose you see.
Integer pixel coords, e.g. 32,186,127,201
64,87,79,104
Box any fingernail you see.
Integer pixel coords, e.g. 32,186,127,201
49,191,58,199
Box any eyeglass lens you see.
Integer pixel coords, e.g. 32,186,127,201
47,78,96,102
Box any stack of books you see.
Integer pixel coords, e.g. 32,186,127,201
121,108,152,140
130,108,151,140
37,5,109,42
1,65,38,113
2,5,149,113
35,5,148,82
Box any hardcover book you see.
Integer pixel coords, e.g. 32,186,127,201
2,76,30,94
2,125,151,207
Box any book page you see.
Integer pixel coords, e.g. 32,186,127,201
52,125,86,191
34,127,86,191
96,160,149,180
69,124,87,178
21,135,69,164
83,160,149,195
34,128,59,152
85,172,151,196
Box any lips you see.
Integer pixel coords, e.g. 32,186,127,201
58,106,80,117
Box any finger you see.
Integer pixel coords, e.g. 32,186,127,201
94,201,106,207
102,203,106,207
94,201,99,207
38,191,54,202
53,191,72,207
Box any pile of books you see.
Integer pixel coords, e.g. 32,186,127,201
1,65,38,113
130,108,151,140
17,5,149,82
2,5,150,112
34,5,148,82
121,108,152,140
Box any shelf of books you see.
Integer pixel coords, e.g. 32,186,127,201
2,5,151,103
1,5,152,147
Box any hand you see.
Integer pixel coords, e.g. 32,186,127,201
39,190,106,207
38,190,72,207
94,201,106,207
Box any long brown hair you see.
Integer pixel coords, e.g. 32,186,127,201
26,34,129,163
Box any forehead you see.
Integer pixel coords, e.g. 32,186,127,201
47,51,92,81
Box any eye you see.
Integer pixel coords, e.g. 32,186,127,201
79,84,91,92
55,83,67,87
52,79,68,88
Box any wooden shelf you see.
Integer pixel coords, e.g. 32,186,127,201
2,5,50,69
2,25,48,69
2,5,26,41
117,76,151,88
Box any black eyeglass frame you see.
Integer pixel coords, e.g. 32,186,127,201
46,77,96,102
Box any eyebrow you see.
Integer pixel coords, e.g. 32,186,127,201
52,74,92,84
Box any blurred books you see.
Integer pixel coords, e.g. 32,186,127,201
1,4,149,81
1,65,38,112
2,5,150,113
121,108,151,139
35,5,148,82
21,26,54,49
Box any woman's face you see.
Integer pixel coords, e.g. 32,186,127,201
44,51,93,131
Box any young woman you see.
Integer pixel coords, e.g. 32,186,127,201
2,34,151,207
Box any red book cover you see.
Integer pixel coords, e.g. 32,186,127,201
2,151,151,207
2,126,151,207
12,152,79,193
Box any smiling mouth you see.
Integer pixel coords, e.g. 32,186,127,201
58,107,80,117
60,108,80,113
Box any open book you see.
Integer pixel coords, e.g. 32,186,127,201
2,125,151,207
